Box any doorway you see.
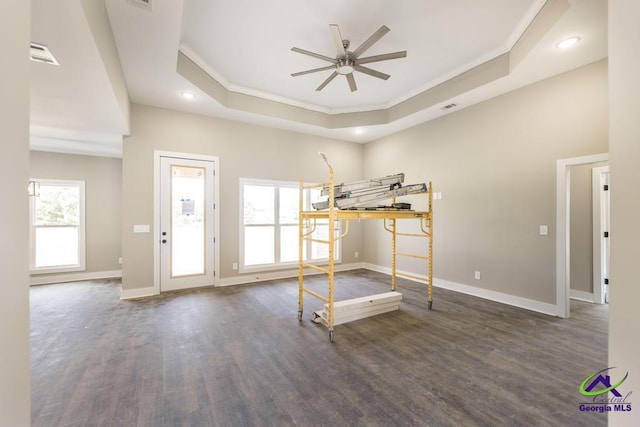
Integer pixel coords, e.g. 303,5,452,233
556,153,608,318
154,152,219,292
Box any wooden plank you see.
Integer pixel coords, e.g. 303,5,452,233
325,292,402,312
300,210,430,220
322,301,401,320
314,292,403,326
315,302,400,326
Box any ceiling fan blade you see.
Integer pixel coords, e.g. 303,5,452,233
351,25,390,59
346,73,357,92
353,65,390,80
291,47,337,64
329,24,346,58
291,65,337,77
356,51,406,65
316,71,339,91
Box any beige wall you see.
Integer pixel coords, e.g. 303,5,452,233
363,60,608,305
29,152,122,281
79,0,130,133
609,1,640,425
122,105,363,291
0,0,31,424
570,162,608,295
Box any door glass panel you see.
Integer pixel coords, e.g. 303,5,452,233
171,165,206,277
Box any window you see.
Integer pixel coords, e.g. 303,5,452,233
29,179,85,274
240,179,340,272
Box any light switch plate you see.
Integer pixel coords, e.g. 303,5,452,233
539,225,548,236
134,224,150,233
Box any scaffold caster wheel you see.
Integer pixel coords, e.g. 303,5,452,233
329,330,334,343
428,301,433,310
298,310,303,321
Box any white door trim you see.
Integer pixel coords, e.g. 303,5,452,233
153,150,220,294
555,153,608,318
592,166,609,305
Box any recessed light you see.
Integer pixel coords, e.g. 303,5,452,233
353,128,364,135
557,36,580,49
181,91,196,100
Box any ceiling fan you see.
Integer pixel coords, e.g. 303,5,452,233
291,24,407,92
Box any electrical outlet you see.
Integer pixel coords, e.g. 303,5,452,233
232,262,238,270
474,271,481,280
118,257,122,265
355,251,359,258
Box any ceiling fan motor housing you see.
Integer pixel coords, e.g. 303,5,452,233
337,58,354,75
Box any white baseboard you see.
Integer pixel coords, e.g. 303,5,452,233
363,263,558,316
119,263,365,299
570,289,594,303
120,286,157,300
30,270,122,286
217,262,366,287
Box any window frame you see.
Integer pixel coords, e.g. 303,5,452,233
239,178,341,273
29,178,86,274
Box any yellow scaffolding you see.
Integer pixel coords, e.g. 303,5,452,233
298,156,433,342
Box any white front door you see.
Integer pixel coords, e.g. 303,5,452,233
160,156,215,291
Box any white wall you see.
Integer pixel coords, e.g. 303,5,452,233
121,105,364,292
0,0,31,425
363,60,608,308
609,1,640,425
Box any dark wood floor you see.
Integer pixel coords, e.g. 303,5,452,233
30,269,608,426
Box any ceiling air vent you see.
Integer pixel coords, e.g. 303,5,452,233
441,103,458,110
30,43,59,66
127,0,152,11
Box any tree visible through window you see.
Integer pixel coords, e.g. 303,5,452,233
30,179,85,273
240,179,339,271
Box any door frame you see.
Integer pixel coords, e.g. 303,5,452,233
153,150,220,294
592,166,610,304
555,153,608,318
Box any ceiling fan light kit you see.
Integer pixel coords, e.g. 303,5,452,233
291,24,407,92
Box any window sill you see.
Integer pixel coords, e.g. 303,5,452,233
30,265,85,275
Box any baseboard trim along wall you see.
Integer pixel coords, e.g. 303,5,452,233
570,289,595,303
120,286,157,300
363,263,558,316
216,262,366,287
119,262,559,316
30,270,122,286
120,263,366,299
